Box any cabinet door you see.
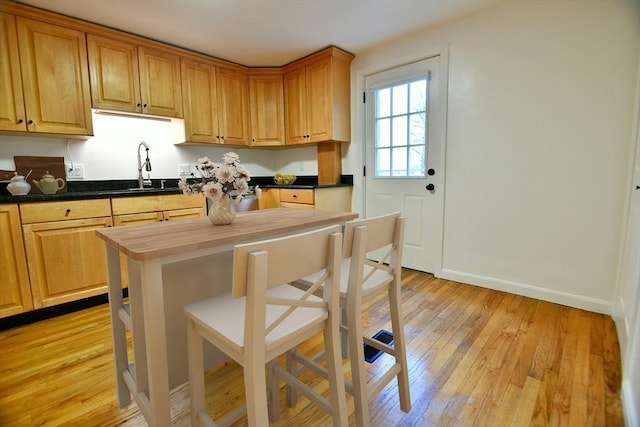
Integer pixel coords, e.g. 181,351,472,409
257,188,280,210
16,17,93,135
138,46,183,117
217,67,249,145
0,13,26,132
283,65,308,145
181,58,219,143
249,74,285,146
87,34,141,113
306,58,333,142
22,217,113,308
0,204,33,318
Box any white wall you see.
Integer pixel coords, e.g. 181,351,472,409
347,0,640,314
0,111,318,181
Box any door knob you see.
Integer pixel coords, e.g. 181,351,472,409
425,183,435,191
427,168,435,176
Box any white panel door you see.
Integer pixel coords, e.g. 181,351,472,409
365,56,444,273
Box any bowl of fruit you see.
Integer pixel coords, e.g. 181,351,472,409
274,173,296,185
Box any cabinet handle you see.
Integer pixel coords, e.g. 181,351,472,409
137,103,141,107
292,194,297,198
65,209,71,216
28,120,33,125
17,119,23,124
143,103,147,108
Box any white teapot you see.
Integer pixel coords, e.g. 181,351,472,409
7,172,31,196
33,171,65,194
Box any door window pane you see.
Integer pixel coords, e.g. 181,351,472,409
376,118,391,148
391,147,407,176
392,116,407,147
377,148,391,176
392,85,408,115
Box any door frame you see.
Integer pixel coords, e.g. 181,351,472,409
353,44,449,277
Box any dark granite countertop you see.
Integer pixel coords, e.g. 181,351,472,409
0,175,353,204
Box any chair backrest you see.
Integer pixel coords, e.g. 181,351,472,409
344,212,405,293
343,211,404,264
232,224,343,338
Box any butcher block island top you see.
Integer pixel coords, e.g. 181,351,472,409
96,208,358,261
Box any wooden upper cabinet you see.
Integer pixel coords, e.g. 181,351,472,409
87,35,183,118
87,34,141,113
249,72,285,147
181,58,218,142
138,46,183,117
283,66,308,145
0,13,26,132
181,57,249,145
11,17,93,135
217,66,249,145
283,47,353,145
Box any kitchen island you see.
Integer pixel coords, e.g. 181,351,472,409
95,208,357,426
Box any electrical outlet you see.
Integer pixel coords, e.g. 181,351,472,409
66,163,84,180
178,164,191,176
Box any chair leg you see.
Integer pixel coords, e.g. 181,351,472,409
347,302,370,427
243,354,269,426
267,359,280,422
323,321,349,427
187,318,207,427
389,287,411,413
285,350,298,407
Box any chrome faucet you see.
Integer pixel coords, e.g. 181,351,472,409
137,141,152,188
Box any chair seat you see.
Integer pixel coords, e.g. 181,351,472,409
185,284,327,355
299,258,393,299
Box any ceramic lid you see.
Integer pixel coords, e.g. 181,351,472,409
10,172,25,181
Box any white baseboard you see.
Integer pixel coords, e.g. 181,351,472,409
439,269,613,315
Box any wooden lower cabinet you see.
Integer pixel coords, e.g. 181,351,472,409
262,187,352,212
22,216,113,308
0,194,206,317
0,204,33,318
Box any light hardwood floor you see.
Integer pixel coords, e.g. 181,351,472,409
0,270,623,426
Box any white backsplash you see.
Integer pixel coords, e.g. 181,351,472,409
0,110,318,181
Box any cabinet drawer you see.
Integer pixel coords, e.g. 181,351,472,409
20,199,111,223
279,188,314,205
111,193,205,215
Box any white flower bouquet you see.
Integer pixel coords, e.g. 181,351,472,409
179,152,260,203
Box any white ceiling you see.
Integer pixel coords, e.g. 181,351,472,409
16,0,503,67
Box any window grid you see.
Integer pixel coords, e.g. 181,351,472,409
374,79,428,177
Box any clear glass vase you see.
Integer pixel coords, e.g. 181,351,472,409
208,194,236,225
